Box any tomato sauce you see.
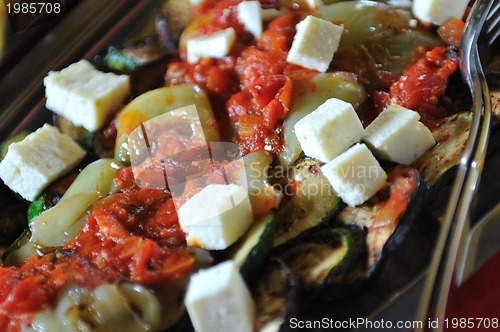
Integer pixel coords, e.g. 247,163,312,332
370,46,459,127
167,6,311,155
438,18,465,49
0,170,193,332
389,47,459,124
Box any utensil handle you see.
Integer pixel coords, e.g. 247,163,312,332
415,0,494,329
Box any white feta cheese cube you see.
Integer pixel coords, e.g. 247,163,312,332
321,144,387,207
305,0,324,9
387,0,412,8
185,260,255,332
286,15,343,72
178,183,253,250
294,98,364,163
0,124,86,201
44,60,130,132
363,104,435,165
412,0,469,25
187,28,236,64
237,1,263,39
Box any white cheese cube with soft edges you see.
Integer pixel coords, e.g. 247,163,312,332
363,104,435,165
321,144,387,207
185,260,255,332
178,183,253,250
44,60,130,132
187,28,236,64
0,124,86,201
237,1,263,39
412,0,469,25
305,0,324,9
294,98,364,163
286,15,343,72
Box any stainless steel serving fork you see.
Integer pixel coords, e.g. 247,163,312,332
415,0,499,331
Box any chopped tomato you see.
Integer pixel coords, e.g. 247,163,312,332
114,167,138,193
192,0,244,36
390,46,459,124
371,168,417,233
438,18,465,48
259,11,309,52
236,47,288,105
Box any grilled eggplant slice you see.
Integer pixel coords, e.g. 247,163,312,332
274,158,343,247
413,112,472,194
0,132,31,247
339,165,424,274
254,258,300,332
102,41,172,97
156,0,193,51
276,227,365,294
103,39,166,74
0,190,28,249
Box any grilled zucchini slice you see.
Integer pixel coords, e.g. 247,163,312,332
229,212,276,285
274,158,343,247
276,227,365,293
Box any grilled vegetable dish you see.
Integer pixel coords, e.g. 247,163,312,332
0,0,490,331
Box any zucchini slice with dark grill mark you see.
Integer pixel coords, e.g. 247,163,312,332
413,112,472,193
102,38,168,74
104,45,172,97
274,158,343,247
254,258,300,332
103,47,139,73
229,212,276,285
275,227,365,295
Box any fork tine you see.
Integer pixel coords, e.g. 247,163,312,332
485,2,500,46
415,0,495,331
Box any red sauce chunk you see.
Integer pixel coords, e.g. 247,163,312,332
0,178,193,332
389,46,459,124
438,18,465,49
